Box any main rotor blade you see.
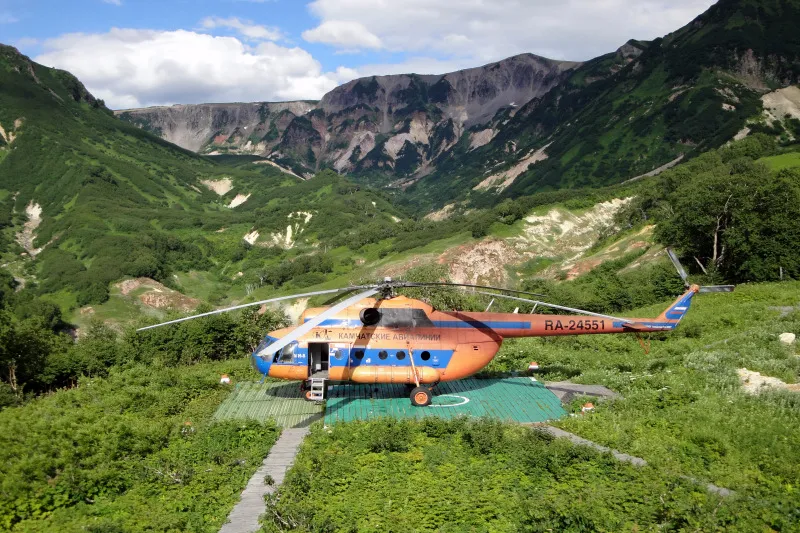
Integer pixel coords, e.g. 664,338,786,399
401,281,546,298
321,287,362,305
472,290,633,324
136,286,374,331
257,288,379,357
666,247,689,284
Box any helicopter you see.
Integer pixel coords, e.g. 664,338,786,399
139,250,732,406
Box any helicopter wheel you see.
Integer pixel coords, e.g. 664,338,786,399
303,389,315,402
410,386,432,407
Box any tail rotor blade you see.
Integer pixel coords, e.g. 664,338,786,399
666,247,689,285
698,285,735,293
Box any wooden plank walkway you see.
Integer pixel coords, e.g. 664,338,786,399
219,427,309,533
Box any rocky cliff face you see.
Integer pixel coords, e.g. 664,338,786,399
116,101,316,154
116,53,578,178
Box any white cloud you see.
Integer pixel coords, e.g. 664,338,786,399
200,16,282,41
14,37,39,48
302,20,382,50
35,28,352,109
0,12,19,24
304,0,717,61
102,0,122,5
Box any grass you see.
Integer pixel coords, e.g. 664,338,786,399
68,285,157,329
758,151,800,171
263,281,800,532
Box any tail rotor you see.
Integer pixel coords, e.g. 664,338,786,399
666,248,734,293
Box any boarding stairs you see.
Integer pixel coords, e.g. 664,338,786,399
309,377,327,401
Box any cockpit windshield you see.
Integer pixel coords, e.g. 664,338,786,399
255,336,277,355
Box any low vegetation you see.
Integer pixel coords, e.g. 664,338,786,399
0,360,279,532
264,282,800,532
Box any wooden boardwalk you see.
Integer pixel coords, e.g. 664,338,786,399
219,428,309,533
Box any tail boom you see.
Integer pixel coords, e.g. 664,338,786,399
453,285,699,338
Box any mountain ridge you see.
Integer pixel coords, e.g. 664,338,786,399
117,53,579,178
116,0,800,209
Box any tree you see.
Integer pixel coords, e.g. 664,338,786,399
653,160,800,281
233,307,290,353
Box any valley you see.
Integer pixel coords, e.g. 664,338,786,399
1,0,800,530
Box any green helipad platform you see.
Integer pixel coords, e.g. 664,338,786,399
214,378,566,427
325,378,566,425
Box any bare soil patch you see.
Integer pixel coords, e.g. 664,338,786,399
115,278,200,311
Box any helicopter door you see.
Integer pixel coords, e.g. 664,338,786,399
308,343,330,376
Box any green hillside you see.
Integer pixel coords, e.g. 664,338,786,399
0,45,404,308
405,0,800,209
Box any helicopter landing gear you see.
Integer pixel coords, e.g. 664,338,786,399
410,386,432,407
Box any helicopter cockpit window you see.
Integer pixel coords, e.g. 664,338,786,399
278,343,297,363
255,336,275,355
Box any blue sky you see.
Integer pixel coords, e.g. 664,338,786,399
2,0,391,73
0,0,717,108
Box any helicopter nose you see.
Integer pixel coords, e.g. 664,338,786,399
250,353,271,376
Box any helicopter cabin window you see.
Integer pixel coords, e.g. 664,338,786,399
378,350,388,360
396,351,406,360
420,351,431,361
354,349,365,360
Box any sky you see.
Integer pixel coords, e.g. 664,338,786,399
0,0,717,109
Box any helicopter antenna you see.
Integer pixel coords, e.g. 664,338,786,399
472,290,634,324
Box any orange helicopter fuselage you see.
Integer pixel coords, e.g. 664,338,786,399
250,289,696,385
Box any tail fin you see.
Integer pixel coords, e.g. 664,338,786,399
653,285,699,327
624,285,699,332
623,249,734,333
